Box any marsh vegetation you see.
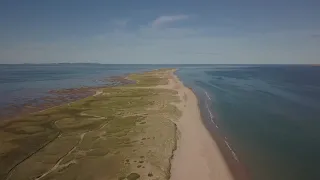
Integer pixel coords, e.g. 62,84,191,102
0,69,181,180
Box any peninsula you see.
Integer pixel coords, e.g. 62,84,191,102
0,69,232,180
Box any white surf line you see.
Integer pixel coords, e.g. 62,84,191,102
203,89,239,163
204,91,211,100
203,89,215,126
224,140,239,162
205,101,219,128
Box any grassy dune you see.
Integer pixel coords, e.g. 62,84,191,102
0,69,181,180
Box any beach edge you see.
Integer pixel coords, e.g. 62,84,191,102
169,70,234,180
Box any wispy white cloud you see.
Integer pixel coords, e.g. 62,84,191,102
151,15,189,28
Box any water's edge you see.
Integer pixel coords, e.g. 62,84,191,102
175,71,249,180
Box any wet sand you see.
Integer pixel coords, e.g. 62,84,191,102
202,90,251,180
166,70,234,180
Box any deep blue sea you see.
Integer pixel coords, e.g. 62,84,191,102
177,65,320,180
1,64,320,180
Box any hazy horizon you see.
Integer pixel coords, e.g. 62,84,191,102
1,0,320,64
1,63,319,65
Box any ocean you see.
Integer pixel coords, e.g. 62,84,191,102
176,65,320,180
1,64,320,180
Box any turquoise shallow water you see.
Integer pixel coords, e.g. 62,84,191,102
176,65,320,180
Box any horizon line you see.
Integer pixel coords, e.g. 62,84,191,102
0,63,319,66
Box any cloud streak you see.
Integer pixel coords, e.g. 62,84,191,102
151,15,189,28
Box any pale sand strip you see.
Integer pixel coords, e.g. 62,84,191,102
165,70,234,180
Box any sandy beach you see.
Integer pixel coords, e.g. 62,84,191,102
0,68,234,180
166,70,234,180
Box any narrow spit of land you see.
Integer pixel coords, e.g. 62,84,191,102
0,69,233,180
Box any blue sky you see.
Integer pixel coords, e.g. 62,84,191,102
1,0,320,64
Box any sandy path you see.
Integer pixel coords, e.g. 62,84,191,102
166,70,234,180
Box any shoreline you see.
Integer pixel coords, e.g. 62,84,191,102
2,68,237,180
200,91,251,180
0,75,135,121
179,83,251,180
169,71,234,180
